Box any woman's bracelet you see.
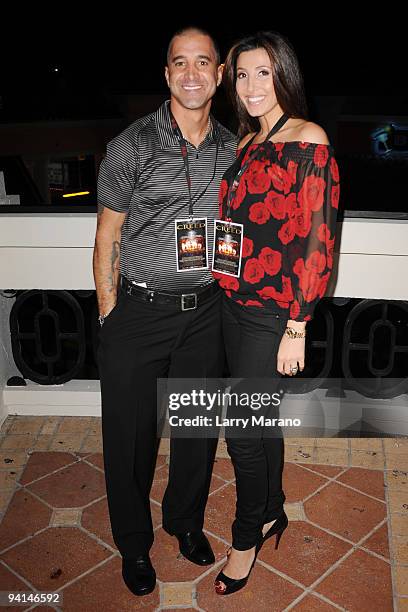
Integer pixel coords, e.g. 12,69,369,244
284,327,306,339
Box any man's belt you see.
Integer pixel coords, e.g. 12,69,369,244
120,276,220,311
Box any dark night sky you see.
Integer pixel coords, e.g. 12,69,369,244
1,11,406,104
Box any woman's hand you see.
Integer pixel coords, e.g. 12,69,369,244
277,335,305,375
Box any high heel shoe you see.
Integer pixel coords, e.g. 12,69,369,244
214,511,288,596
258,509,289,554
214,544,260,596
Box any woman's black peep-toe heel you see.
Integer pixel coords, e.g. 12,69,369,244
214,510,288,595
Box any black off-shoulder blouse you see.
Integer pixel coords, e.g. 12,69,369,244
212,140,340,322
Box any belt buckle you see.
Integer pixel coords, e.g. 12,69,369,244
181,293,197,311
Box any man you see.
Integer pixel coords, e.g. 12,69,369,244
93,27,237,597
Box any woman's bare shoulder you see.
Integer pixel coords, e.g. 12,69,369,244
297,121,330,145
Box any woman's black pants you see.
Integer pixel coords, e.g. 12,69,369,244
222,294,287,551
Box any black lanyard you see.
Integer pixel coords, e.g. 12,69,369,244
225,113,289,220
170,108,219,218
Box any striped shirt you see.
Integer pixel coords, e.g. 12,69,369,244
97,99,238,292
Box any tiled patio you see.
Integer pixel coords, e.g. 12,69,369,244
0,416,406,611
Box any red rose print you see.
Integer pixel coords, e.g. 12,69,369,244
243,299,264,307
290,300,300,320
302,272,321,302
326,240,335,269
219,275,240,291
256,286,279,301
317,223,330,243
278,219,295,245
298,175,326,212
243,144,256,157
258,247,282,276
293,258,305,277
293,206,312,238
274,142,285,161
246,161,271,194
256,275,294,302
331,184,340,209
281,275,295,301
285,193,297,217
242,237,254,258
330,156,340,182
293,258,322,302
318,271,331,298
306,250,326,273
314,145,329,168
287,160,298,185
265,191,286,219
316,224,335,268
219,179,228,203
231,178,247,210
212,271,223,280
267,164,293,194
243,258,265,284
249,202,270,225
214,134,339,314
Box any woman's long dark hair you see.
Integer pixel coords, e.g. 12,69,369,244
223,31,308,138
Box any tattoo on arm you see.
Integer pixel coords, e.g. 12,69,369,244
108,240,121,291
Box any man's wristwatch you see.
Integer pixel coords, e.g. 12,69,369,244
284,327,306,339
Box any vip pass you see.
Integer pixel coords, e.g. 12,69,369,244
174,217,244,278
175,217,209,272
212,219,243,277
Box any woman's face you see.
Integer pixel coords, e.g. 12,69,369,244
235,47,277,118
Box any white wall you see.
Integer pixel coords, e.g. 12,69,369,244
0,214,407,297
1,213,407,429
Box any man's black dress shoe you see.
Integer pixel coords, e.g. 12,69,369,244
122,555,156,596
176,530,215,566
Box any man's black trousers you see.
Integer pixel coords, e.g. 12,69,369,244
97,283,223,559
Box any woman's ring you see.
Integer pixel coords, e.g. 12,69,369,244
290,365,298,374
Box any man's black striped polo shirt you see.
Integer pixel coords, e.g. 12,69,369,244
97,99,238,292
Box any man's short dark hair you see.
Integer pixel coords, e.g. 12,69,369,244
166,26,221,66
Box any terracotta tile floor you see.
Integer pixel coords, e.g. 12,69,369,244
0,415,406,611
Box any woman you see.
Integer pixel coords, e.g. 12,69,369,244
212,31,340,595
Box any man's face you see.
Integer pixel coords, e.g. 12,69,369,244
165,32,222,110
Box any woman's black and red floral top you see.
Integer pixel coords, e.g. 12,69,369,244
212,140,340,322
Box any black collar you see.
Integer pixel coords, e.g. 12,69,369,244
155,100,225,150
